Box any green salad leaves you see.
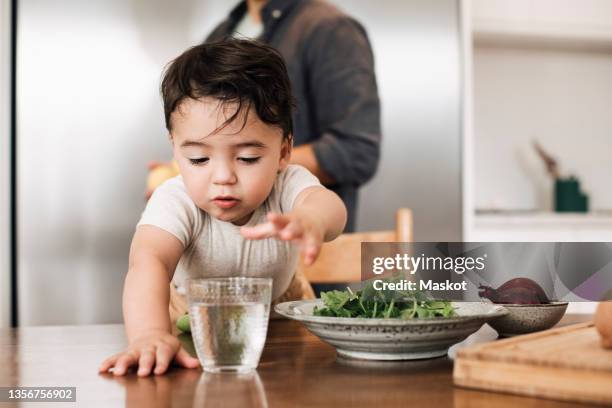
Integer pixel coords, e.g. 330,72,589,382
313,278,455,319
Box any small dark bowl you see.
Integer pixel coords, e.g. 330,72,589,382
487,302,569,337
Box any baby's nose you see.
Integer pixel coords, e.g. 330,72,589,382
212,164,237,185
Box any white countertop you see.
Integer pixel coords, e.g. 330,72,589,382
475,211,612,226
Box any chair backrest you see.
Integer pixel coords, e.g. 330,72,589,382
300,208,413,283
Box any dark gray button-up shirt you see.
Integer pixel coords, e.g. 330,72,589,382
206,0,381,232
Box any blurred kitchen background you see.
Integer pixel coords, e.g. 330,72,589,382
2,0,611,327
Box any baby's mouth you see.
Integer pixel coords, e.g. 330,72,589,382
212,196,240,209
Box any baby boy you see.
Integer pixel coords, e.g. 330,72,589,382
99,39,347,376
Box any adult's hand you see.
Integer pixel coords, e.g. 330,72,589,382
290,144,335,186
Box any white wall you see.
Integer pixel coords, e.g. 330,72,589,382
473,44,612,211
1,0,12,328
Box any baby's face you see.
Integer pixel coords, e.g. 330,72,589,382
170,97,291,225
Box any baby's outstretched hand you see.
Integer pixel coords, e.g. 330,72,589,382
240,212,324,265
98,329,200,377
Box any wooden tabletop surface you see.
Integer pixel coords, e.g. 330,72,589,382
0,314,598,407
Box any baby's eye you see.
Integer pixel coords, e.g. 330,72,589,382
238,157,261,164
189,157,209,166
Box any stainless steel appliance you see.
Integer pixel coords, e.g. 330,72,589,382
15,0,463,325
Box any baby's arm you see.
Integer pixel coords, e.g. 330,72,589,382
241,186,347,264
292,186,347,242
98,225,200,376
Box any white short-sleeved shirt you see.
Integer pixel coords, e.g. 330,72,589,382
137,164,322,300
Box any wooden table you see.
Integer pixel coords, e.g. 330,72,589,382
0,314,597,407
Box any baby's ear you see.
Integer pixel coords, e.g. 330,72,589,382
279,135,293,170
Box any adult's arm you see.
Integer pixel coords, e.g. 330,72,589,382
305,15,382,186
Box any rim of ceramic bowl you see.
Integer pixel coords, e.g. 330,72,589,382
494,301,569,308
274,299,508,326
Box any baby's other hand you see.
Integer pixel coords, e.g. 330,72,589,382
98,329,200,377
240,212,324,265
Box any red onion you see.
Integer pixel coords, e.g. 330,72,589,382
478,278,550,304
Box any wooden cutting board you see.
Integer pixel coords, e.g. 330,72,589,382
454,322,612,406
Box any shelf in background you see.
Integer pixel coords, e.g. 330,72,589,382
471,0,612,52
473,27,612,53
472,211,612,242
475,211,612,225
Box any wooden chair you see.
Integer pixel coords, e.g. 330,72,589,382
300,208,413,284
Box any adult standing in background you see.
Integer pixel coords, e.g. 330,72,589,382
148,0,381,232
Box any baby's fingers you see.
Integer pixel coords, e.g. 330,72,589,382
240,222,278,240
279,220,304,241
240,213,293,240
137,350,156,377
174,347,200,369
113,352,139,376
98,354,120,374
267,212,291,229
302,235,322,266
153,344,174,375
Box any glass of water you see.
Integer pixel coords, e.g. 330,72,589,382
187,277,272,373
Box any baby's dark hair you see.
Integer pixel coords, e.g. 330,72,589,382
161,38,294,139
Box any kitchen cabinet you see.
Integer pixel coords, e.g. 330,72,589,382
472,0,612,46
462,0,612,242
473,213,612,242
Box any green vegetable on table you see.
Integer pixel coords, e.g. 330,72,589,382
177,313,191,333
313,278,456,319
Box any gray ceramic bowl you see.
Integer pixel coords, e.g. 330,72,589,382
486,301,569,337
274,300,507,361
